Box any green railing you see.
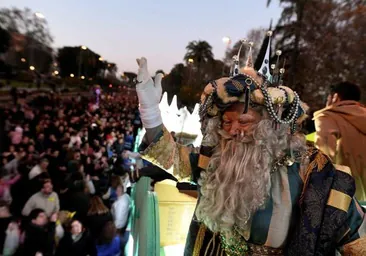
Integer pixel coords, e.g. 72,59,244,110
126,177,160,256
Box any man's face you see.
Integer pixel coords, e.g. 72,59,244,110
33,212,48,226
222,103,262,137
41,182,53,195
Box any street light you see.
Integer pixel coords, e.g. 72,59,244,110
54,71,59,75
98,57,103,61
21,58,26,62
70,73,75,78
81,46,87,50
222,36,231,45
29,66,35,71
188,58,194,64
81,76,85,79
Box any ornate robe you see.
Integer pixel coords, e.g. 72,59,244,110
140,126,366,255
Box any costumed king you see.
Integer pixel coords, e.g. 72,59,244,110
130,32,366,255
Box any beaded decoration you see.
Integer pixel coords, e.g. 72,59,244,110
220,231,250,256
198,30,307,135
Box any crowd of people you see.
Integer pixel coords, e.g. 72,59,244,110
0,66,365,256
0,90,143,256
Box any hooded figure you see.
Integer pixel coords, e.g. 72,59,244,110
314,82,366,201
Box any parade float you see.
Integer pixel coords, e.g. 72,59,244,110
128,92,201,256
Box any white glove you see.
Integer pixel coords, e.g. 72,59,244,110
135,57,163,128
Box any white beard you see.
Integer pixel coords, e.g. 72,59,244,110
195,119,292,236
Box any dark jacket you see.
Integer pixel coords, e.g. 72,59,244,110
86,212,113,240
56,230,97,256
21,222,56,256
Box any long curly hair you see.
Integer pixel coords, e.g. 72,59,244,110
196,118,307,240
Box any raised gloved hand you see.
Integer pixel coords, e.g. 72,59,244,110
135,57,163,129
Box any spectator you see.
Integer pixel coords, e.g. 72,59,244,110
314,82,366,201
113,137,125,156
86,196,112,240
21,209,57,256
0,201,17,255
28,158,49,180
123,131,134,151
22,180,60,217
111,185,130,254
56,219,96,256
96,221,121,256
0,91,142,255
102,176,122,205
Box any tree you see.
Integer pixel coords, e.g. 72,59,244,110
184,40,214,65
57,46,106,79
267,0,366,108
163,63,187,102
0,7,53,47
183,40,215,90
0,26,10,54
123,72,137,84
0,7,54,73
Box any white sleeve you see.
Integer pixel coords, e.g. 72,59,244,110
102,187,111,200
113,196,130,229
3,223,20,255
87,180,96,195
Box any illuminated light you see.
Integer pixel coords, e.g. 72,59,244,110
29,66,35,70
81,46,87,50
222,36,231,45
34,12,45,19
54,71,59,75
99,57,103,61
81,76,85,79
188,58,194,64
21,58,26,62
109,84,112,88
70,73,75,77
